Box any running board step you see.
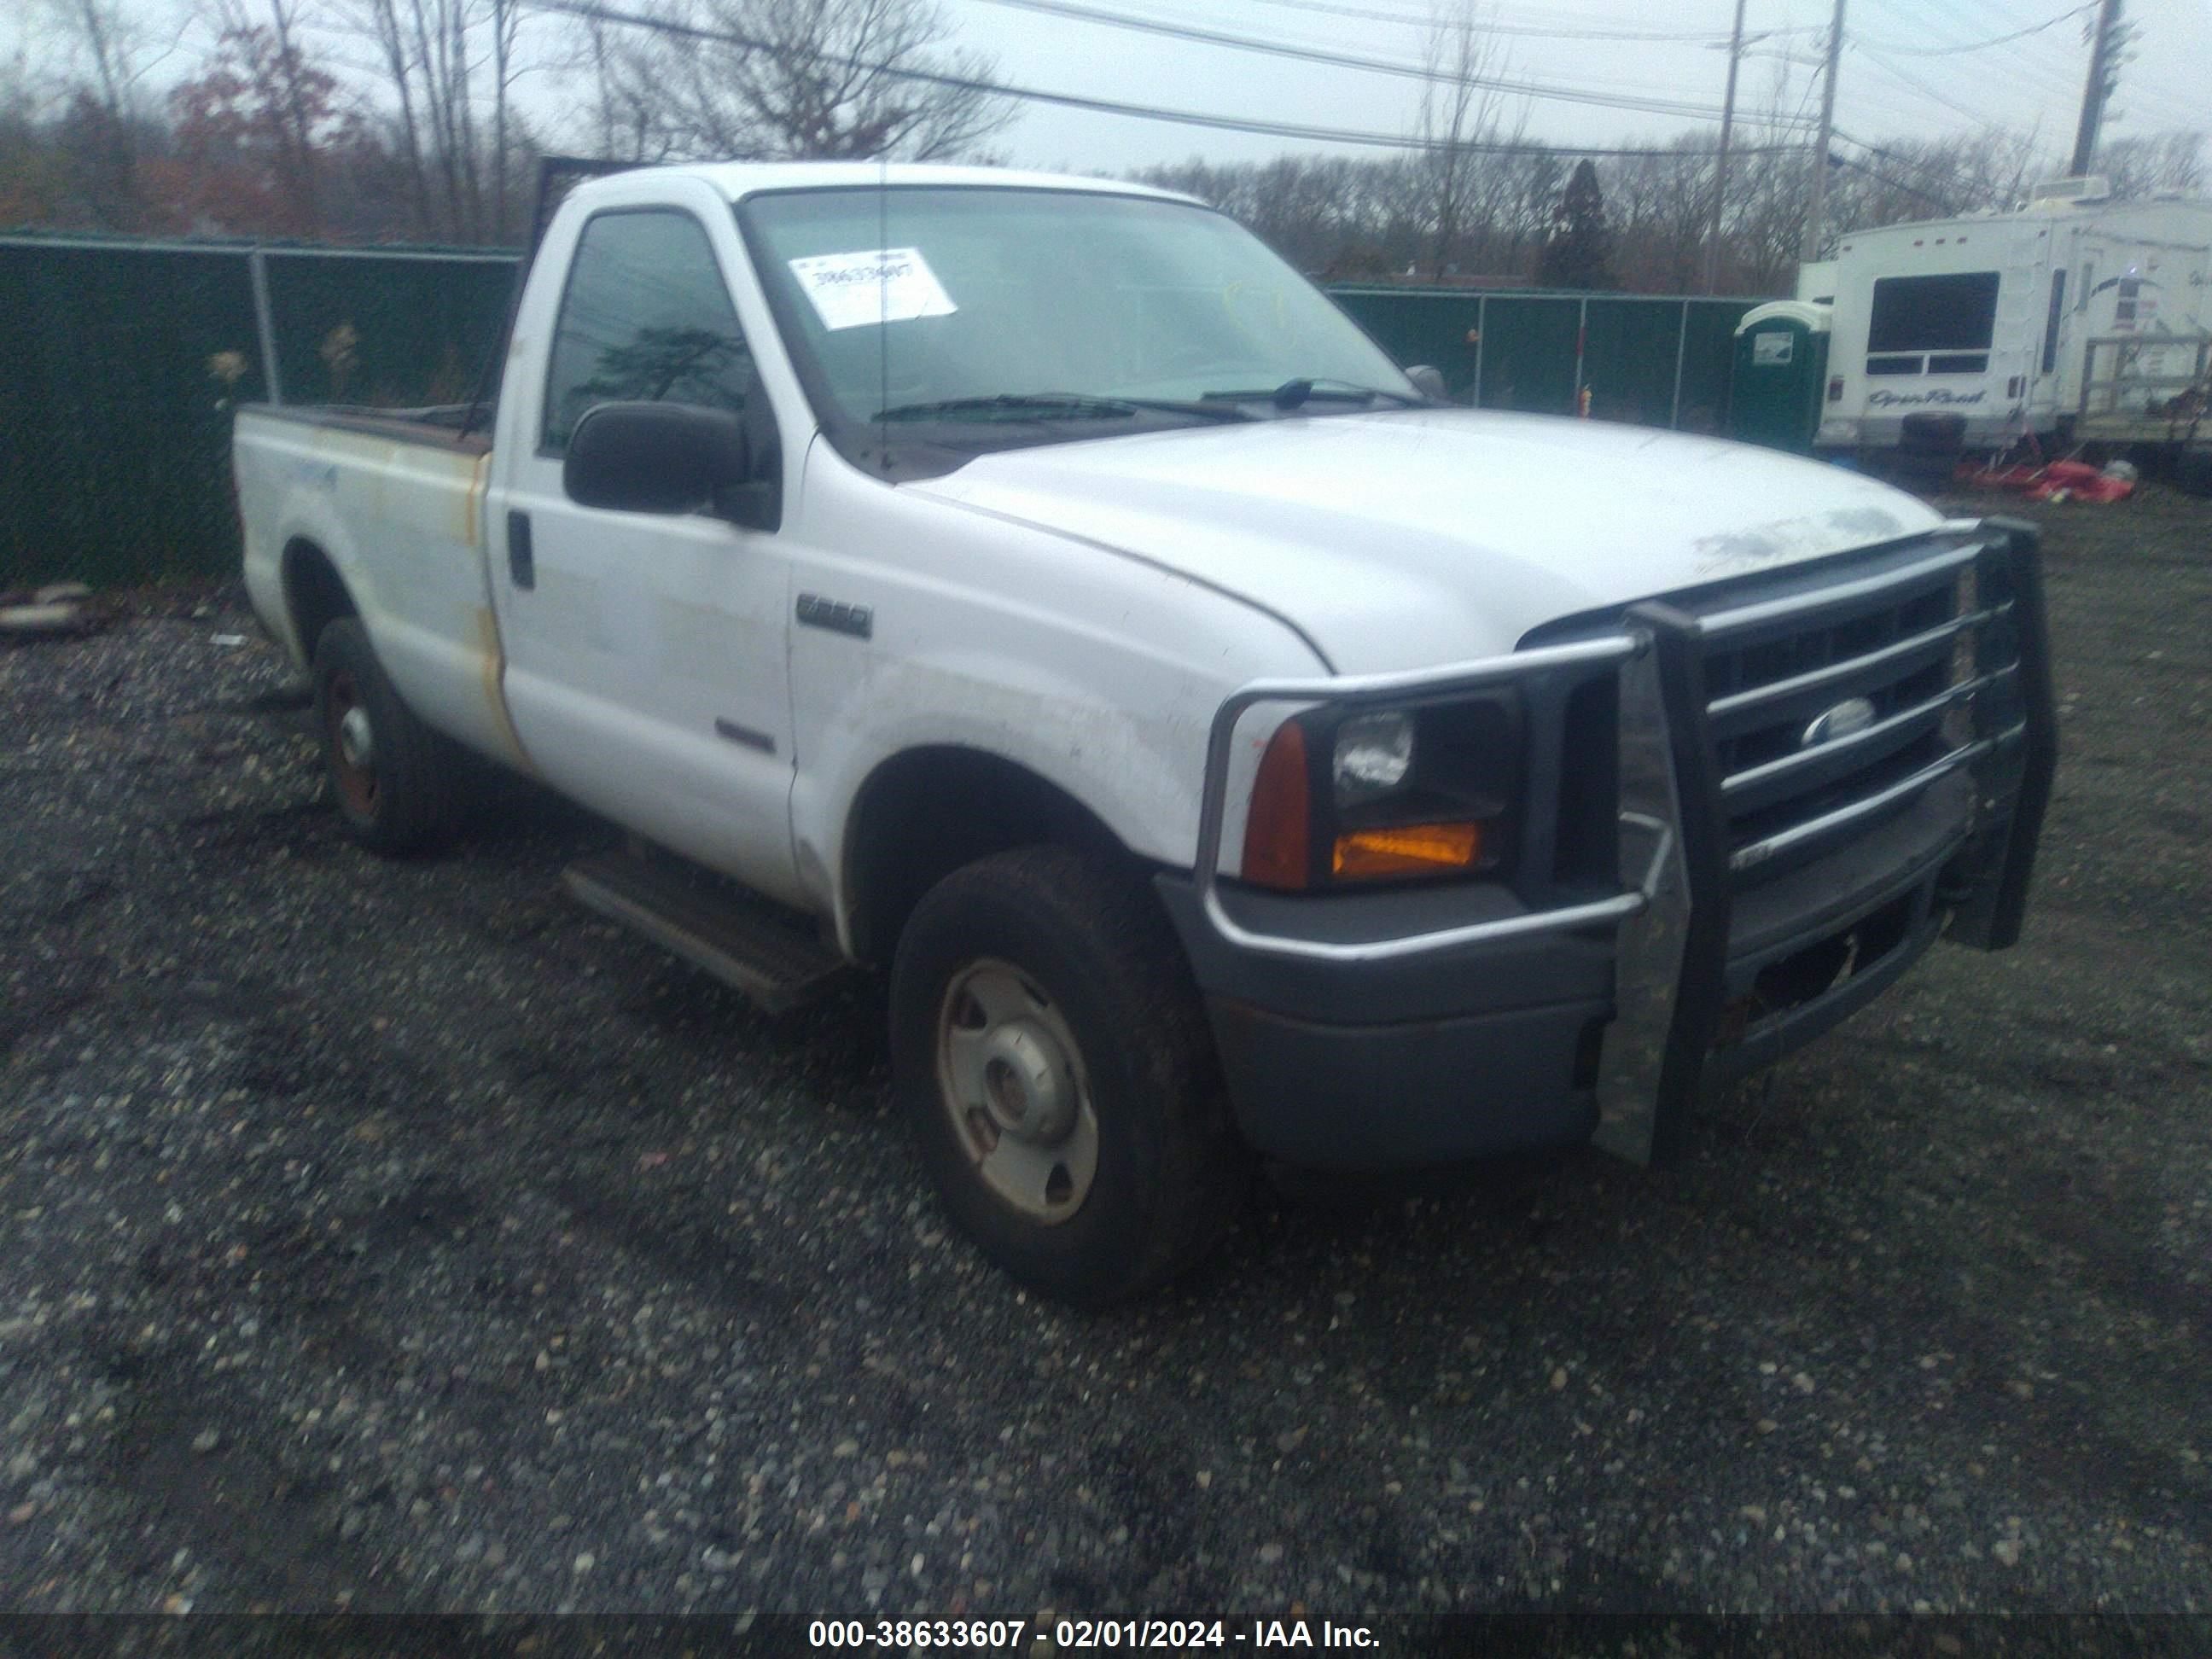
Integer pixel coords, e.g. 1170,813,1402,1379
562,853,847,1014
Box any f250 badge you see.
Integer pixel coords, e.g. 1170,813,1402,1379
796,593,872,640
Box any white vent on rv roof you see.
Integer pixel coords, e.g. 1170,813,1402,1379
2028,175,2111,207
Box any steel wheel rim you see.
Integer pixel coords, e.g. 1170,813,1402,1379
934,958,1098,1224
325,670,378,818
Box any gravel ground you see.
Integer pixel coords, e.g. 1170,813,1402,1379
0,489,2207,1624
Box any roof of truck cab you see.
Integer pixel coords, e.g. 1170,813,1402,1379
569,161,1202,209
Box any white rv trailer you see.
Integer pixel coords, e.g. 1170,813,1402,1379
1815,180,2212,459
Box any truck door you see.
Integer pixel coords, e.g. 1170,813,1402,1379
488,203,800,902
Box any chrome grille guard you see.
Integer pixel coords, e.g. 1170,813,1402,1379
1190,518,2058,1164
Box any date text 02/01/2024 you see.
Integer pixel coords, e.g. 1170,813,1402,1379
805,1616,1382,1648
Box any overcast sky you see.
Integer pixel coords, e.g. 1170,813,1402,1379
937,0,2209,175
9,0,2207,181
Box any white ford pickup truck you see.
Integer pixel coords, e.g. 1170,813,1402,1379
234,162,2056,1302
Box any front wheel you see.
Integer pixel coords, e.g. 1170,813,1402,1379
889,846,1242,1304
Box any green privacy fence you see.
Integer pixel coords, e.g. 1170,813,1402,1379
1329,286,1759,432
2,242,269,591
0,234,516,591
0,233,1761,591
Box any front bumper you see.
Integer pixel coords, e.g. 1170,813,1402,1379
1163,518,2057,1171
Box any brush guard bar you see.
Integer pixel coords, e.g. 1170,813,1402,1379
1190,518,2056,1165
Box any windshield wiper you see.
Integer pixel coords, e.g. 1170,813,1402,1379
873,393,1249,423
1200,377,1428,410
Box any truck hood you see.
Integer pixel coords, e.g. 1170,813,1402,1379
909,408,1946,672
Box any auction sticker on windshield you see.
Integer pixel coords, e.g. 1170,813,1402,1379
789,247,957,331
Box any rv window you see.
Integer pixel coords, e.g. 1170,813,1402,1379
1866,354,1925,376
2040,270,2066,374
1929,353,1990,375
1867,271,2000,353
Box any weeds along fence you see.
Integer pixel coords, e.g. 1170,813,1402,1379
0,234,515,591
0,233,1758,591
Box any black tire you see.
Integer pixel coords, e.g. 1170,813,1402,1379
2177,447,2212,498
889,845,1243,1304
1893,411,1968,494
1897,410,1968,453
311,617,474,854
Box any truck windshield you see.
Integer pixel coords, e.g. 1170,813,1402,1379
738,185,1415,466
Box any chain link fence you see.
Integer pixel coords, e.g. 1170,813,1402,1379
0,235,515,591
1,232,1756,591
1329,286,1757,431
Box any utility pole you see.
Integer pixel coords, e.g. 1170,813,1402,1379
1703,0,1749,294
1799,0,1847,265
2069,0,2122,175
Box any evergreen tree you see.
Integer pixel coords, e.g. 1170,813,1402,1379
1537,158,1616,290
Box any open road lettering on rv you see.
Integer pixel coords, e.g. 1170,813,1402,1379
1866,388,1988,407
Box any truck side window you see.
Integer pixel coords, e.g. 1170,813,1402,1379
542,209,754,454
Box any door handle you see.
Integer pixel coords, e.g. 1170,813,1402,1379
508,509,535,591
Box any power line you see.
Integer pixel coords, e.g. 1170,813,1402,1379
1852,39,2011,129
1830,147,1954,211
1238,0,1802,45
1874,0,2209,136
523,0,1812,159
960,0,1814,128
1856,3,2093,56
1831,127,1976,207
1858,0,2086,100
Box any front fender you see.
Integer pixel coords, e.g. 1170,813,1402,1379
794,649,1220,952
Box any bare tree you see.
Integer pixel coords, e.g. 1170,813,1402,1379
574,2,679,162
1416,0,1522,276
355,0,433,227
2101,129,2207,200
32,0,189,222
1603,135,1715,294
593,0,1012,163
340,0,534,240
488,0,518,234
40,0,175,128
197,0,329,225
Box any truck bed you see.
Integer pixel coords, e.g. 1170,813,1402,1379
233,400,522,771
245,401,493,455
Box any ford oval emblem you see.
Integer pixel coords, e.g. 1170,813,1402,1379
1802,696,1877,748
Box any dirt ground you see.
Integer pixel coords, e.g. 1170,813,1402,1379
0,486,2206,1626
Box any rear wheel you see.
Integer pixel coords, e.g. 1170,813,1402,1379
889,845,1243,1304
311,618,473,854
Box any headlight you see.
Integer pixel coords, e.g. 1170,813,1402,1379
1241,695,1522,891
1333,711,1415,806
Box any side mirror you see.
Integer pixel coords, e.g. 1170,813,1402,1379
564,401,751,518
1405,364,1449,403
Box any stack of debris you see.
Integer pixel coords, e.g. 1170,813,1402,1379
0,581,102,638
1958,457,2138,504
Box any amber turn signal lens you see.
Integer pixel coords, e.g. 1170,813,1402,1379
1241,719,1313,890
1331,822,1482,881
